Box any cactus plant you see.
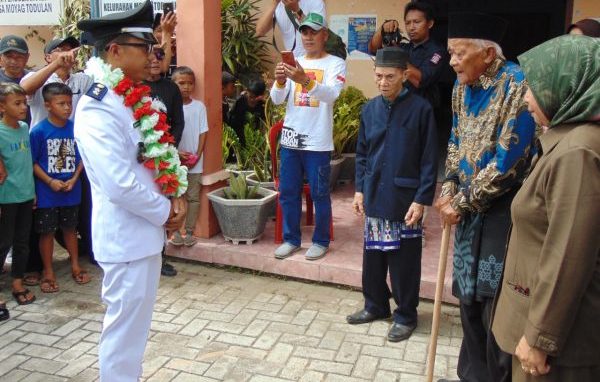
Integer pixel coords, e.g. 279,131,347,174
224,173,261,199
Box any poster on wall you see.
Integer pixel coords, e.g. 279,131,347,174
0,0,63,25
99,0,176,17
329,14,377,60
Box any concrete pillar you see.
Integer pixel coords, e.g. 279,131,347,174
177,0,227,238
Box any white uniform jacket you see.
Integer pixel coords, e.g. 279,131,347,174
74,84,171,263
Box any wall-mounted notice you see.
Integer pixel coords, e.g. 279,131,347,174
329,14,377,60
0,0,63,25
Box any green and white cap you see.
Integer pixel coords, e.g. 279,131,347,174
299,13,326,31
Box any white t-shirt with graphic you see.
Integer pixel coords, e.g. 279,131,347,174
275,0,326,57
179,99,209,174
270,54,346,152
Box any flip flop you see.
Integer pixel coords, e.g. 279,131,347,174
12,289,36,305
23,274,40,286
72,270,91,285
40,279,59,293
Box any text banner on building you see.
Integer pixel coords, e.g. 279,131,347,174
99,0,176,17
0,0,63,25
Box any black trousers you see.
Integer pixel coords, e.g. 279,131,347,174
362,237,421,325
458,297,512,382
0,200,33,279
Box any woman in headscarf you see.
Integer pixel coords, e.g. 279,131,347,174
492,35,600,381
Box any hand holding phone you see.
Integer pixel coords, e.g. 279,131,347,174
163,2,174,15
281,50,296,67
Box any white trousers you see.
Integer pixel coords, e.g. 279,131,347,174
98,254,161,382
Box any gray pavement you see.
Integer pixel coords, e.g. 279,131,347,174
0,247,461,381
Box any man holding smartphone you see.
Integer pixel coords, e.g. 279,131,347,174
256,0,326,57
270,12,346,261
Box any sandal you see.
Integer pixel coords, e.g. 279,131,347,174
23,274,40,286
72,269,91,285
0,302,9,321
40,279,60,293
12,289,36,305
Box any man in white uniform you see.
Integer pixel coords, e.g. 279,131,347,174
75,2,186,380
255,0,326,57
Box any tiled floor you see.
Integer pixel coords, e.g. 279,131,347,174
169,183,456,304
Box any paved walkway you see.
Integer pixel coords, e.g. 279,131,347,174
0,249,461,381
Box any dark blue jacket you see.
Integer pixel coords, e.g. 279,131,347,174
355,91,438,220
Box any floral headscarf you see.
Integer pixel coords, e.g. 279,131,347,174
518,35,600,127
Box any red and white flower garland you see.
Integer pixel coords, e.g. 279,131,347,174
85,57,188,197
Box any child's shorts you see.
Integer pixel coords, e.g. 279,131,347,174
34,206,79,234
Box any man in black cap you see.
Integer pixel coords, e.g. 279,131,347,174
0,35,30,85
21,37,92,127
75,1,186,380
346,47,437,342
434,12,537,382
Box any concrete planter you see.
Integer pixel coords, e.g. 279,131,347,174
207,186,278,244
246,173,276,190
246,174,277,218
338,153,356,183
329,156,346,191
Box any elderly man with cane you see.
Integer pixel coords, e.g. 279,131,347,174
433,12,537,382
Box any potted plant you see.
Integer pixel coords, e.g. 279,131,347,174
207,173,277,244
221,0,271,85
332,86,368,188
245,96,286,189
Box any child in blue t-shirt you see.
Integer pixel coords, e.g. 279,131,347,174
0,83,36,310
29,83,90,293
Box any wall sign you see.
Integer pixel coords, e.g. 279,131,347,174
0,0,63,25
98,0,176,17
330,14,377,60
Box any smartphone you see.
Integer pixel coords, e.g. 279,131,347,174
163,2,174,15
281,50,296,67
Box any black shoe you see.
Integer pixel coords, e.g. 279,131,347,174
437,380,460,382
161,261,177,277
387,322,417,342
346,309,389,325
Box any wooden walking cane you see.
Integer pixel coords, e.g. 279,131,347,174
426,224,452,382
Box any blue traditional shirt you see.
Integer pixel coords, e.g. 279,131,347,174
441,59,538,303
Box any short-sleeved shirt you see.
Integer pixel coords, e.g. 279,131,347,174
400,39,447,108
275,0,326,57
30,118,81,208
0,69,29,84
0,120,35,203
179,100,209,174
21,71,93,127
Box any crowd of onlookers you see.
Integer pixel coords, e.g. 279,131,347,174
0,1,598,381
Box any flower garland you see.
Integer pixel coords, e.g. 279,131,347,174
85,57,188,197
